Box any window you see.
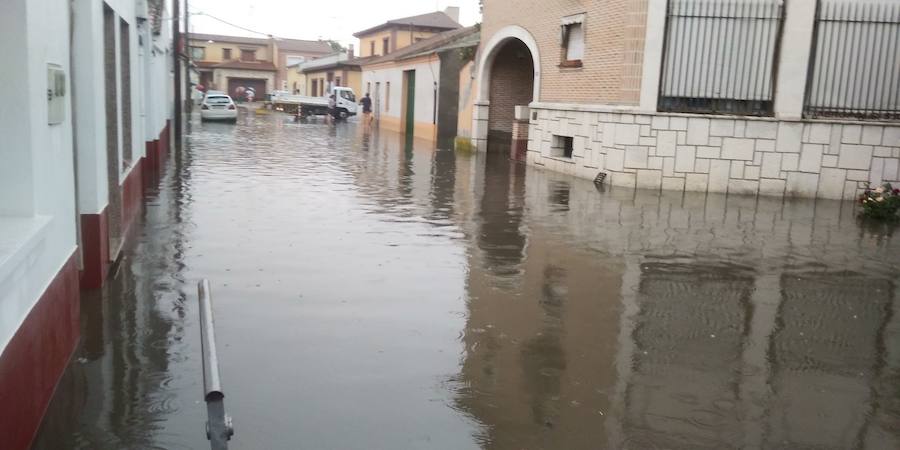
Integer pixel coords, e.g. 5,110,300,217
240,49,256,62
191,46,206,60
560,14,585,67
370,41,376,56
383,38,390,55
385,82,390,111
311,79,318,97
222,48,232,60
339,90,355,102
366,82,371,95
552,135,574,158
335,77,342,87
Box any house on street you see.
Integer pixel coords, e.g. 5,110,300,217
190,33,331,98
358,14,478,142
474,0,900,199
354,7,462,58
0,0,174,448
294,48,369,98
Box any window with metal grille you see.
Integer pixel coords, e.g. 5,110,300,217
804,0,900,120
658,0,784,116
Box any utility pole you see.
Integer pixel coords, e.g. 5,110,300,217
173,0,182,142
184,0,192,114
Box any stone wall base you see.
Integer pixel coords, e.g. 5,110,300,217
526,106,900,200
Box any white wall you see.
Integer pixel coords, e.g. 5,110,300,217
362,56,441,126
72,0,109,215
0,0,34,216
0,0,78,355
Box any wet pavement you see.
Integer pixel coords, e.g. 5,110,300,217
34,112,900,449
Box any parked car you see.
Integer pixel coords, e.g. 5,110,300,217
200,94,238,122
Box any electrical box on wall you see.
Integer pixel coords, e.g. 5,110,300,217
47,63,66,125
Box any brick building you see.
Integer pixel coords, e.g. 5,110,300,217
474,0,900,199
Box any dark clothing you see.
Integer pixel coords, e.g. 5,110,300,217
361,97,372,113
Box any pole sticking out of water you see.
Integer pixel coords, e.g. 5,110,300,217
198,280,234,450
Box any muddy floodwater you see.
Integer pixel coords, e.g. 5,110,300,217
34,113,900,449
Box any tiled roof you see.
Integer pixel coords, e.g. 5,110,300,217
360,26,479,66
189,33,332,54
275,38,333,54
300,56,378,73
195,60,278,72
353,11,461,37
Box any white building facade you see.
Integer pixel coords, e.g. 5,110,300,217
0,1,173,448
475,0,900,200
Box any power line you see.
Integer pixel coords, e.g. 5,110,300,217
191,11,272,37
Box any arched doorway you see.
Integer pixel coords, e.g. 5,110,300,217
487,40,534,156
474,26,540,159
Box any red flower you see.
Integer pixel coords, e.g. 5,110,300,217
893,189,900,195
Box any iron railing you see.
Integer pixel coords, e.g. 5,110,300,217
198,280,234,450
804,0,900,120
658,0,785,116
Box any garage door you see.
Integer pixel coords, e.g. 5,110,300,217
227,78,267,101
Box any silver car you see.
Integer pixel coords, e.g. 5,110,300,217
200,94,238,123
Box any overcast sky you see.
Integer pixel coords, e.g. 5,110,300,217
187,0,482,51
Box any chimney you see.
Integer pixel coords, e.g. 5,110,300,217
347,44,355,60
443,6,460,24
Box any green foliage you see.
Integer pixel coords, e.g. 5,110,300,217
458,45,477,62
859,183,900,221
455,137,475,153
326,40,346,53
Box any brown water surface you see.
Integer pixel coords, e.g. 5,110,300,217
33,114,900,449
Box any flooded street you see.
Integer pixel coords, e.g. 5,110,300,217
34,113,900,449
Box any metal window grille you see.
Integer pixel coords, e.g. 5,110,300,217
804,0,900,120
658,0,785,116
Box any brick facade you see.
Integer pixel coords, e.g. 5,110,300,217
488,39,535,137
482,0,648,105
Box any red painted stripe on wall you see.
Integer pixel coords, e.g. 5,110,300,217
0,253,80,450
79,208,109,290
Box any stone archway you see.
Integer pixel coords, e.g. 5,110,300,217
473,26,541,157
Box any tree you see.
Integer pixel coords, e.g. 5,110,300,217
326,40,346,53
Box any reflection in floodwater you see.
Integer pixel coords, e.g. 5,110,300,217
34,114,900,449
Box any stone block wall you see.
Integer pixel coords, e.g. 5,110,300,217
527,105,900,199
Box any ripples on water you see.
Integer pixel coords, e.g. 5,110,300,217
33,112,900,449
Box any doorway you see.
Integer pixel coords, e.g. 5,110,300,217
402,70,416,135
374,82,381,121
487,39,534,152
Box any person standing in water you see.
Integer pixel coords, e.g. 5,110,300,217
360,93,373,129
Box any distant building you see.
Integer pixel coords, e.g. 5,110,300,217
475,0,900,199
189,33,331,97
0,0,173,448
360,25,479,142
293,47,368,98
354,7,462,58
